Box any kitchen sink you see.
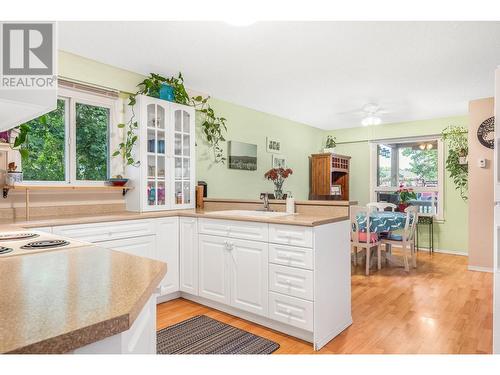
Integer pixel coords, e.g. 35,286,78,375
205,210,292,218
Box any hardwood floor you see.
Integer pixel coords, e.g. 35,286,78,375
156,250,493,354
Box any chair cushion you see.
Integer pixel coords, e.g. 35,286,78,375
387,233,403,241
357,232,379,243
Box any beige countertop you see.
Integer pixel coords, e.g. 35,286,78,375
1,209,348,229
0,246,166,354
0,202,349,353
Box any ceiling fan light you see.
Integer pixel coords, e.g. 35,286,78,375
361,116,382,126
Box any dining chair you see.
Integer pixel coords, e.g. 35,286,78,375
350,206,383,275
380,206,418,272
366,202,397,212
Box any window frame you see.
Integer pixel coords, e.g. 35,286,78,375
22,87,119,186
369,135,445,220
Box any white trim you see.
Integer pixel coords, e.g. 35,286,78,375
369,136,444,220
417,247,468,256
467,265,494,273
23,87,119,185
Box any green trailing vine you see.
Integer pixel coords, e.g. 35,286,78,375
441,125,468,201
118,72,228,164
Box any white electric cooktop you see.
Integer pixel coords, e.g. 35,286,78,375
0,230,91,257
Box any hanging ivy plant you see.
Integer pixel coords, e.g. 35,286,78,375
441,125,468,201
119,72,227,164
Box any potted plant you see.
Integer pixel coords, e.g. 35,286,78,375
442,126,468,201
127,72,228,164
324,135,336,153
110,119,140,186
397,185,416,212
6,162,23,185
264,167,293,200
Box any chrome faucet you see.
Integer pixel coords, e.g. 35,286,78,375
260,193,271,211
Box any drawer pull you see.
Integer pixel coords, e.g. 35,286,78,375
285,308,291,315
285,279,291,284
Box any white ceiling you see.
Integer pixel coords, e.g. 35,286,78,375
58,21,500,130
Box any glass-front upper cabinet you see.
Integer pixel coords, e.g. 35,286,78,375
146,102,167,208
125,95,195,212
171,103,195,209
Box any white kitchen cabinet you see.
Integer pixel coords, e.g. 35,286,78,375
96,235,156,260
51,219,155,243
125,95,195,212
198,235,230,305
229,238,268,317
179,217,199,295
155,217,179,295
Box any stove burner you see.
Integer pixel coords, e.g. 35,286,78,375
0,232,39,241
21,239,70,250
0,246,13,255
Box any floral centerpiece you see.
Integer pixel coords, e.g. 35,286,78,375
264,167,293,200
397,184,417,212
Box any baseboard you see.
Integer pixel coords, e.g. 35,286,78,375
156,291,181,304
313,318,352,351
467,265,493,273
417,247,468,256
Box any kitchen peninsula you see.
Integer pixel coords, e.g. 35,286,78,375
0,198,354,352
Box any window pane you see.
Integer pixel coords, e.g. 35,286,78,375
76,103,109,180
22,99,66,181
377,144,396,187
398,141,438,187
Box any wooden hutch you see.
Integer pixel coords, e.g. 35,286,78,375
309,153,351,200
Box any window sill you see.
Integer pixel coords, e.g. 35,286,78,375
2,184,133,198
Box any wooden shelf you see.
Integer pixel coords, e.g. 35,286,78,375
2,184,132,196
1,184,133,220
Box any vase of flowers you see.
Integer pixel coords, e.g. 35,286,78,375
397,185,417,212
264,167,293,200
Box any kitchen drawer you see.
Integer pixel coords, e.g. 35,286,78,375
269,224,313,248
198,218,268,242
269,243,313,270
269,264,314,301
268,291,313,331
52,219,155,243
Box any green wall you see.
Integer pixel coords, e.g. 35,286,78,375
59,51,323,200
325,116,469,254
59,50,468,253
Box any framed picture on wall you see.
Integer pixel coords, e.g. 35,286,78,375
228,141,258,171
272,154,287,169
266,137,281,153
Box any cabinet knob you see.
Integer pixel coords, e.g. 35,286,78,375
285,308,291,315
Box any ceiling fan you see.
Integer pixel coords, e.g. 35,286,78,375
337,103,390,126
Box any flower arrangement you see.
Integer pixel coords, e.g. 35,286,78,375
397,185,417,212
264,168,293,200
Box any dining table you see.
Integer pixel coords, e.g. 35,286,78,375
355,211,410,233
355,210,413,268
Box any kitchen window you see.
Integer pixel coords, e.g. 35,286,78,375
370,136,444,219
20,86,118,184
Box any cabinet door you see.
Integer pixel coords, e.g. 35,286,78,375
170,104,195,209
97,235,156,260
179,217,199,295
198,235,230,305
155,217,179,295
229,238,268,317
143,97,170,211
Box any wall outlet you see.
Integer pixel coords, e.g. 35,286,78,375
478,158,487,168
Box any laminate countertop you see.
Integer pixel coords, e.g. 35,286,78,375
0,209,348,230
0,245,166,354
